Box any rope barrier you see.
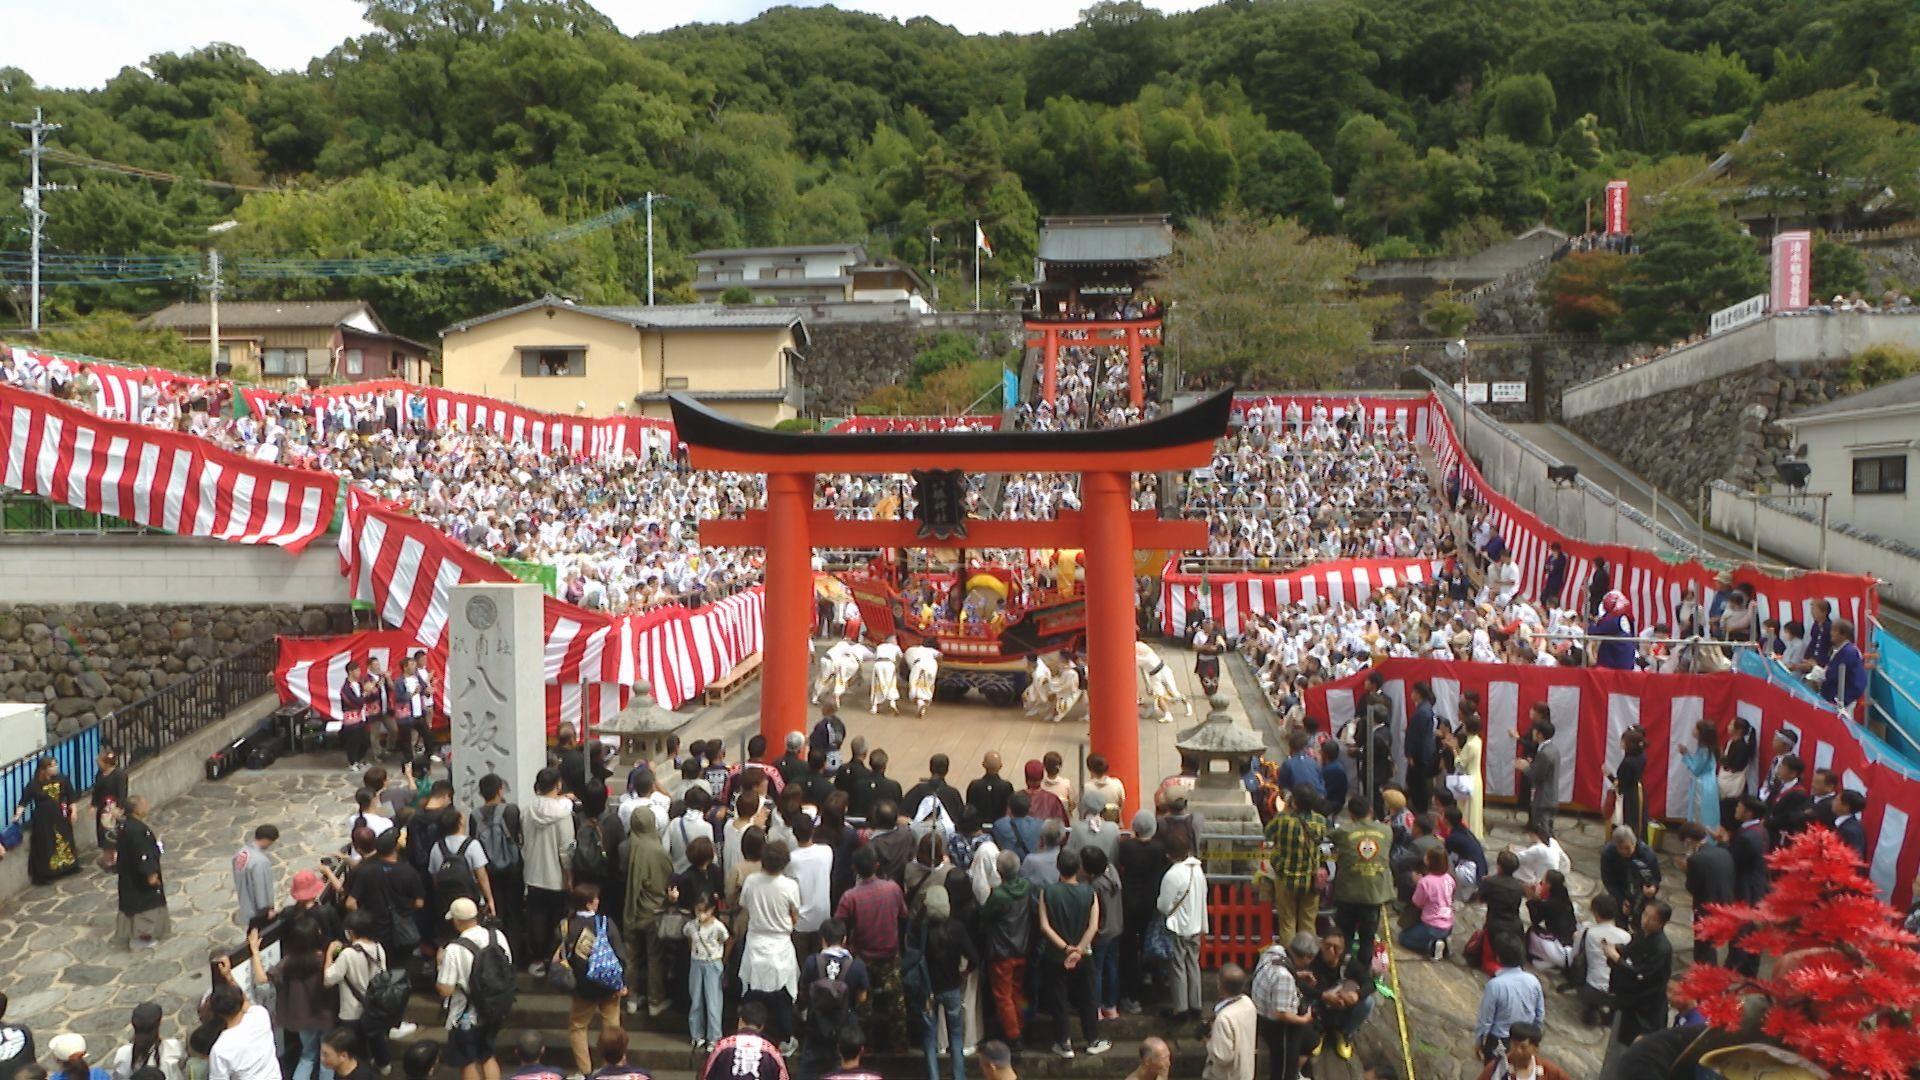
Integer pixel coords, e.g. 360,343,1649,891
1381,900,1418,1080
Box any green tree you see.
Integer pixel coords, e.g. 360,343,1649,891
1730,85,1920,225
1538,250,1629,333
1811,238,1870,299
1482,73,1557,146
33,309,210,373
1613,196,1765,342
1421,293,1476,338
1236,131,1336,232
1334,115,1421,242
1163,213,1391,388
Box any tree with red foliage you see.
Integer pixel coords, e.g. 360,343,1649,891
1538,250,1627,334
1681,827,1920,1079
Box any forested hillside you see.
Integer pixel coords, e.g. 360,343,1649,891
1,0,1915,340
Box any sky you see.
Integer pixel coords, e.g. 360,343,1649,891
2,0,1218,91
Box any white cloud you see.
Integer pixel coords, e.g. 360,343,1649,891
2,0,1218,91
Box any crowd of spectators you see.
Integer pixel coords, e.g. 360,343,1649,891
1183,404,1441,570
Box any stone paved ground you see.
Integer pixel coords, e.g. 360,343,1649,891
0,764,355,1045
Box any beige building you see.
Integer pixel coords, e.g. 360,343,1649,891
439,295,809,425
141,299,431,384
1779,372,1920,548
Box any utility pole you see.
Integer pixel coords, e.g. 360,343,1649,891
208,248,222,371
645,191,658,306
12,107,63,332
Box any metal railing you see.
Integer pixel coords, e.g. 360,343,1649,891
100,638,278,769
0,493,155,536
0,725,101,825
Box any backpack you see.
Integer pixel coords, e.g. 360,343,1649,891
572,817,609,880
1563,926,1591,990
407,813,444,876
474,803,521,872
805,953,853,1045
575,914,624,992
434,837,480,903
347,945,414,1029
451,929,517,1027
898,918,931,1002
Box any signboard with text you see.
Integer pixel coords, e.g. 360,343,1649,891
1491,382,1528,403
1771,231,1811,312
1452,382,1490,404
1710,294,1769,336
1604,181,1630,235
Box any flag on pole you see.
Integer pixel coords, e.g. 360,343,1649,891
975,222,993,257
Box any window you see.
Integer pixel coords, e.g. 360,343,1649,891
519,348,586,377
1852,454,1908,495
262,348,308,376
663,376,689,390
345,348,364,375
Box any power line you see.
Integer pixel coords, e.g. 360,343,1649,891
38,147,278,193
0,198,647,287
10,108,65,330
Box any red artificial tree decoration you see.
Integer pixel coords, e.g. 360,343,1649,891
1681,827,1920,1079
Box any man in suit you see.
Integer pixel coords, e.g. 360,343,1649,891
1406,682,1439,814
1834,790,1869,861
1808,769,1840,827
1541,542,1569,609
1678,823,1734,966
1604,899,1674,1049
1728,796,1770,975
1756,731,1798,803
1764,756,1812,849
1526,720,1559,836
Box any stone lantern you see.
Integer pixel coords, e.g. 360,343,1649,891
597,680,676,766
1174,692,1268,831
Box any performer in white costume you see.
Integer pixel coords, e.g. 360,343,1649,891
1135,640,1190,724
870,635,904,714
1023,654,1056,717
1047,655,1084,724
814,636,869,707
904,643,942,718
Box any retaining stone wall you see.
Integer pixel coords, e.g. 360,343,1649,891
1565,359,1852,501
0,603,351,738
802,314,1022,417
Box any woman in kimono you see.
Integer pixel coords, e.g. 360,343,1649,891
1453,716,1486,840
1611,727,1650,842
91,747,129,870
1682,719,1721,833
13,755,81,884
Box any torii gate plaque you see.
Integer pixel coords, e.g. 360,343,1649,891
669,390,1232,818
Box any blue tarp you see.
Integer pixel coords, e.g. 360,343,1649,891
1873,627,1920,756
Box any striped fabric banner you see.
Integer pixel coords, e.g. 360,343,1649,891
1307,657,1920,906
240,381,674,462
274,630,632,736
0,384,337,551
1230,394,1431,444
339,491,764,706
1422,394,1878,636
1160,557,1443,635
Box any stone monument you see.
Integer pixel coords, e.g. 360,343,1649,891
447,582,545,813
597,680,678,766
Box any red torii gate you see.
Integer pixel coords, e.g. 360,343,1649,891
670,391,1231,819
1025,318,1163,409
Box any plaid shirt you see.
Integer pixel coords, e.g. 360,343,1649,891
1265,808,1325,889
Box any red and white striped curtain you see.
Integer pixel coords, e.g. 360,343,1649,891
1306,658,1920,905
0,384,337,551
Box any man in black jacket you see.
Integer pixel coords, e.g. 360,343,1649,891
1604,899,1673,1049
1727,796,1771,975
1599,827,1661,923
966,751,1013,825
1834,790,1869,860
903,754,964,824
1678,823,1734,966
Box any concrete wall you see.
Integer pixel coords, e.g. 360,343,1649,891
0,537,349,605
1711,482,1920,612
1563,311,1920,419
0,692,279,907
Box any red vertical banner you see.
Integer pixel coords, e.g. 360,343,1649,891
1604,180,1630,235
1772,230,1812,312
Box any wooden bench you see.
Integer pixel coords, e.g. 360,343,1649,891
703,651,764,705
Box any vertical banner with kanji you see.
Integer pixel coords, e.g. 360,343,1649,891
1772,230,1812,312
1604,180,1630,235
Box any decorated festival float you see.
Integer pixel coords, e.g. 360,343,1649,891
840,548,1087,706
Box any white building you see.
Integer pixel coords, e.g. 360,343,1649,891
1779,372,1920,548
691,244,931,310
